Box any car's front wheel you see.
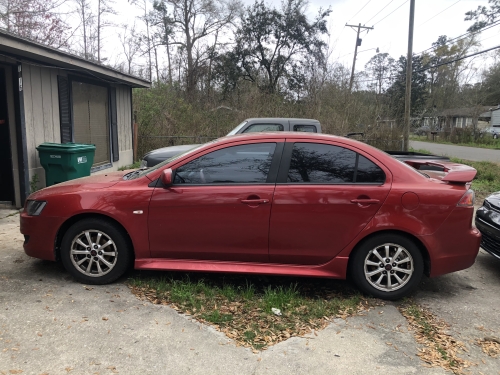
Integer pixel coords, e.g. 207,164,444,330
60,218,132,285
350,234,423,300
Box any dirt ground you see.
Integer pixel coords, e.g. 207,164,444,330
1,209,499,375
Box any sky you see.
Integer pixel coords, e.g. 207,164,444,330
86,0,499,77
322,0,499,70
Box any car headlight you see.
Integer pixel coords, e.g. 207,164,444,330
25,200,47,216
140,159,148,168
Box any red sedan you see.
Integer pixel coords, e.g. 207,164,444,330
20,133,481,300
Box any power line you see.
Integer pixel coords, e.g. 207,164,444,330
419,0,461,27
372,0,410,26
416,44,500,72
347,0,373,23
415,20,500,56
365,0,395,25
355,43,500,85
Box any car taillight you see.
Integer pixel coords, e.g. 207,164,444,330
457,189,475,207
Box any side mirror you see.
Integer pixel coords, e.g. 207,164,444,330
161,168,173,187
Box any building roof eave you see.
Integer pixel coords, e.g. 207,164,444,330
0,30,150,88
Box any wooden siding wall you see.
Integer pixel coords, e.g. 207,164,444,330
23,65,134,185
22,63,62,188
111,84,133,169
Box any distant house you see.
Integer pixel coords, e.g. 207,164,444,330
421,106,492,130
491,107,500,127
0,30,150,208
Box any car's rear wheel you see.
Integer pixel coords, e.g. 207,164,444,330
350,234,423,300
60,218,132,285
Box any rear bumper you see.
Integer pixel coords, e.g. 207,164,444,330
20,212,64,261
420,208,481,277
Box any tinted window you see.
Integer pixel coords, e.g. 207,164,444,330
174,143,276,184
293,125,317,133
288,143,356,183
243,124,284,133
356,155,385,183
287,143,385,184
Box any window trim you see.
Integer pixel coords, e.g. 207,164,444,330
276,141,386,185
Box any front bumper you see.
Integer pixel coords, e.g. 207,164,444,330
20,212,65,261
475,216,500,260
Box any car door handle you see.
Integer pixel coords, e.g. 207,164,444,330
350,199,380,205
241,199,269,205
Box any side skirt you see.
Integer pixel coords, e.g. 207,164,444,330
134,257,349,279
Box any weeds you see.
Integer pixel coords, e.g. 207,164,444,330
30,174,40,193
118,161,141,171
128,273,375,350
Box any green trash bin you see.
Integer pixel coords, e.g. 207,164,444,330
36,143,96,186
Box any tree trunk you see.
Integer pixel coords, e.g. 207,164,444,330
97,0,101,63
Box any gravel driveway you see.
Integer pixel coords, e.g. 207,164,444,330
1,210,499,375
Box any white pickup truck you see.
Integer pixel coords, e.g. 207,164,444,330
140,117,449,168
140,118,321,167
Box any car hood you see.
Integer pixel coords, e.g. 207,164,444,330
484,192,500,209
29,171,128,199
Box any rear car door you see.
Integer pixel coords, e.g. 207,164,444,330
148,141,283,262
269,141,391,265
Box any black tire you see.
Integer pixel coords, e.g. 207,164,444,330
350,234,423,300
60,218,132,285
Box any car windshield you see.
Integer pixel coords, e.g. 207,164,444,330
226,121,248,135
123,144,207,180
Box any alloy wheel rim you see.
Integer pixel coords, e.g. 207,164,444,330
363,243,414,292
70,230,118,277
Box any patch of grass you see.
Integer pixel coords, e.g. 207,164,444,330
128,273,375,350
409,148,432,155
399,301,472,374
118,161,141,171
410,135,500,150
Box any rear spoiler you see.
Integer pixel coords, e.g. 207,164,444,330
403,160,477,183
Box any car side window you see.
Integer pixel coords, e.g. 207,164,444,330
356,155,386,183
174,143,277,184
293,125,317,133
287,143,385,184
243,124,284,133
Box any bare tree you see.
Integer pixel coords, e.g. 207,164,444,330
0,0,71,48
152,0,242,96
130,0,153,81
96,0,116,63
73,0,95,59
119,22,141,74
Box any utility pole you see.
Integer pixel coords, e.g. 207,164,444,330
403,0,415,151
346,23,374,92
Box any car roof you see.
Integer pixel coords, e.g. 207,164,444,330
244,118,319,123
214,131,378,152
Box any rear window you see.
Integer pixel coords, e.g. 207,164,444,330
293,125,317,133
243,124,284,133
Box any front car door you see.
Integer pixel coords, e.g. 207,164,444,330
148,141,283,262
269,141,392,265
